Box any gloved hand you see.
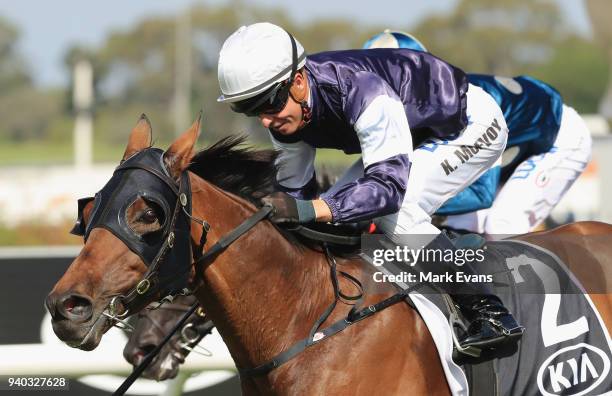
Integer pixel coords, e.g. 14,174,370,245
261,192,316,224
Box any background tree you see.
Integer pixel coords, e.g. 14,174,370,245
1,0,609,151
586,0,612,117
0,16,30,91
0,17,64,142
79,3,385,145
412,0,609,113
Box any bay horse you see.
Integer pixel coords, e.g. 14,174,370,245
46,115,612,395
123,294,213,381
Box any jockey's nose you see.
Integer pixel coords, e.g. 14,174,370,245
46,292,94,323
259,114,274,128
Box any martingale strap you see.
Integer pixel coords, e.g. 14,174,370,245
238,245,421,378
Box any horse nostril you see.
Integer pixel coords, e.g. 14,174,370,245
133,344,156,366
58,294,94,322
139,344,156,357
132,350,145,366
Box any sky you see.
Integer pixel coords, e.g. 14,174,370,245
0,0,593,88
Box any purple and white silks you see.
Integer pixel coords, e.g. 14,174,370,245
270,48,468,222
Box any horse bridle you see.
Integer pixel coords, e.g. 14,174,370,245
92,148,273,396
135,302,213,356
71,147,414,395
71,147,273,329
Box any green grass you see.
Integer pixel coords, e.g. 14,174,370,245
0,141,360,168
0,140,127,166
0,221,80,246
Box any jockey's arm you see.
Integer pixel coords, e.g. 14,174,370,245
319,72,412,223
269,134,318,200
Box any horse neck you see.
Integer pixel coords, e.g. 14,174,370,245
188,173,334,368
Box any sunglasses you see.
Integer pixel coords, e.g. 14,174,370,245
231,31,299,117
230,79,292,117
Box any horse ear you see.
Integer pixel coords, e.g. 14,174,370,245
164,112,201,181
123,114,153,160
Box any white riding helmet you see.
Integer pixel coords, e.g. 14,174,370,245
217,22,307,103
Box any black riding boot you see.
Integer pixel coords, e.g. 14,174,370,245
421,232,524,350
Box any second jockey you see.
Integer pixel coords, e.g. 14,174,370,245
217,22,524,349
364,30,593,236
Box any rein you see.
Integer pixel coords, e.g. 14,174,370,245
237,244,418,378
193,204,274,266
114,303,199,396
114,202,273,396
111,163,415,392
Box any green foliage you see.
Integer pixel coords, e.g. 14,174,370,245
414,0,564,74
0,0,610,164
0,16,67,143
0,16,31,92
412,0,609,113
0,88,65,141
526,37,610,113
64,3,390,145
0,220,79,246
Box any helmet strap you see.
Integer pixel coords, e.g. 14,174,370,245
289,70,312,128
299,101,312,128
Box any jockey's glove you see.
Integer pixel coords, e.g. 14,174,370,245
261,192,316,224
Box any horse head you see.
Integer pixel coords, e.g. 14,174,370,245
123,294,212,381
45,114,201,350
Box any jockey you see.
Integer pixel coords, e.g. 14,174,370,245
217,22,523,349
364,30,593,236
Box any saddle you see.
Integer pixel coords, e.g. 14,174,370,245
288,222,484,248
396,239,612,396
287,221,370,247
288,225,612,395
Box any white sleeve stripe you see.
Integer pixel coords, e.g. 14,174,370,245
268,132,316,189
354,95,413,168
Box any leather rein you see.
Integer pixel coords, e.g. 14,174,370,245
113,165,415,395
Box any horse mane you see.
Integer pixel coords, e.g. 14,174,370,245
188,135,362,257
188,135,279,203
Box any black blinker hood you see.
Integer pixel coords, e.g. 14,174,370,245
72,148,192,298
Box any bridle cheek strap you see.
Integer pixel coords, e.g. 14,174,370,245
120,171,193,314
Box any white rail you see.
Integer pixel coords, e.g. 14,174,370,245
0,322,237,395
0,344,235,377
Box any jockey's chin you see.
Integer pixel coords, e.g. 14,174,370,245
270,121,299,135
259,99,304,135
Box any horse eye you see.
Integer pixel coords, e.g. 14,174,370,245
140,208,158,224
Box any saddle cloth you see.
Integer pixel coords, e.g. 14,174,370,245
365,239,612,396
